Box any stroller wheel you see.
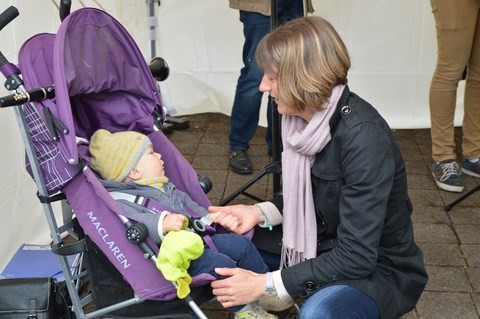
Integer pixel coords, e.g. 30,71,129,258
126,222,148,244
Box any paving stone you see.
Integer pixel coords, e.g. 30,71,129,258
196,143,229,156
407,174,438,190
469,293,480,317
414,223,458,244
416,291,478,319
461,244,480,267
424,266,472,292
405,159,430,175
411,205,451,224
449,207,480,224
466,268,480,293
201,133,229,145
192,155,229,170
440,184,480,208
227,169,270,186
455,224,480,244
409,189,445,207
419,243,466,267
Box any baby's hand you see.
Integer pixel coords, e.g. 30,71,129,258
163,213,187,233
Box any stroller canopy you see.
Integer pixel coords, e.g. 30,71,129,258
19,7,163,166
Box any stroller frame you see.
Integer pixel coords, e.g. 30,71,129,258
0,4,213,319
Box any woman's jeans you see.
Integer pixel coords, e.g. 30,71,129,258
299,285,380,319
429,0,480,161
256,249,379,318
229,0,304,152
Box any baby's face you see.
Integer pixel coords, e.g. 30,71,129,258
135,145,165,178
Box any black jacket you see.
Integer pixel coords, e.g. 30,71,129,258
253,86,428,319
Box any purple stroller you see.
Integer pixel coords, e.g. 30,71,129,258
0,4,216,319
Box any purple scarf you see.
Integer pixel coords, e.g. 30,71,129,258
280,85,345,268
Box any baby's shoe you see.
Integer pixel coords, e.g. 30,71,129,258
234,300,278,319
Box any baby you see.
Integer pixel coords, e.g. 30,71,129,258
88,129,278,319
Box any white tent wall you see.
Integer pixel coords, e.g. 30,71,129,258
155,0,465,129
0,0,465,272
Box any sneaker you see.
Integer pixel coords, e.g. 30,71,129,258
462,159,480,178
234,300,278,319
259,293,295,312
432,159,464,192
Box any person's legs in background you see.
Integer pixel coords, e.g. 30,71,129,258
462,1,480,178
229,10,270,174
429,0,479,192
277,0,304,24
229,0,304,174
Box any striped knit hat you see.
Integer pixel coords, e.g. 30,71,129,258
89,129,152,182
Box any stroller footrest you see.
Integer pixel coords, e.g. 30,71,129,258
165,116,190,130
52,238,88,256
161,122,174,135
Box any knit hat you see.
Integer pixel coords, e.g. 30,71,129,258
89,129,152,181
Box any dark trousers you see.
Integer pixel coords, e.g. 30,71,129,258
229,0,304,151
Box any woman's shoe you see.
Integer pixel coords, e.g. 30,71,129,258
259,294,295,312
234,300,278,319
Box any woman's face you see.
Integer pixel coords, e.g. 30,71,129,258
259,74,290,115
259,74,314,122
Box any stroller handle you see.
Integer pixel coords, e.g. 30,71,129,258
0,85,55,108
0,6,22,89
0,6,18,32
59,0,71,21
0,6,19,69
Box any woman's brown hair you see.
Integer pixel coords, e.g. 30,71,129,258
256,16,351,113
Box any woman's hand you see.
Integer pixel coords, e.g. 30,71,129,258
162,213,186,233
207,204,263,234
211,268,266,308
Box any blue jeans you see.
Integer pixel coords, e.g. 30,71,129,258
258,248,281,271
257,252,379,318
188,233,269,312
229,0,304,151
299,285,380,319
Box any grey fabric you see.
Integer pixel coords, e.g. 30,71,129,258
100,179,209,244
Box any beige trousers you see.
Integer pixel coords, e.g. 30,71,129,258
430,0,480,162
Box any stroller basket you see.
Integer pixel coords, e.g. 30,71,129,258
84,236,213,318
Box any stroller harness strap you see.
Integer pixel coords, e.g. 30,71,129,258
109,191,218,252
